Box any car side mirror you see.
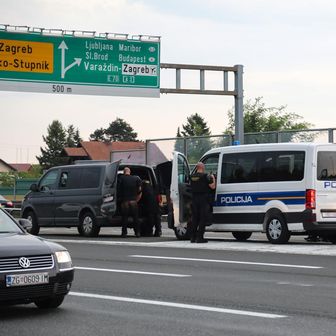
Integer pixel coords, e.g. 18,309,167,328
18,218,33,231
30,183,38,192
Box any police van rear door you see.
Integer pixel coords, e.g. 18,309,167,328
315,147,336,222
170,151,191,231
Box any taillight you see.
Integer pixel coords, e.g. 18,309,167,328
305,189,316,209
157,194,162,204
6,201,13,207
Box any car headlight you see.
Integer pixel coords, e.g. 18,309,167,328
55,251,72,268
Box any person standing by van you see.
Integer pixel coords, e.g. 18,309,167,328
190,162,216,243
141,180,162,237
119,167,142,238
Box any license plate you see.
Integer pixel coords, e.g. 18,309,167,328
6,272,49,287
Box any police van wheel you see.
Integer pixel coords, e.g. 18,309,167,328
78,212,100,237
266,215,290,244
174,223,191,240
232,232,252,241
24,210,40,235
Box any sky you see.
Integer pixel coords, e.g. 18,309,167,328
1,0,336,163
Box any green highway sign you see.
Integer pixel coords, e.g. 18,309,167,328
0,28,160,97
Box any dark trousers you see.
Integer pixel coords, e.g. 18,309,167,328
191,194,210,240
121,200,140,234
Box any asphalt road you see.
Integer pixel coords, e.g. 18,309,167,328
1,228,336,336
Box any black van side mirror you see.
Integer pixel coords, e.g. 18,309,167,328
30,183,39,192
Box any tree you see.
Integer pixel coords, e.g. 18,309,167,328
89,128,106,142
176,113,213,163
89,118,138,142
181,113,211,137
174,127,185,153
66,124,82,147
36,120,67,169
225,97,313,143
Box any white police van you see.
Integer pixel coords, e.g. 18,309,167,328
164,143,336,244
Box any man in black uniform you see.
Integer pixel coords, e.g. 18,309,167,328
190,162,216,243
118,167,142,238
141,180,162,237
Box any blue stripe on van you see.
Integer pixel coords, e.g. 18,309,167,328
215,191,306,207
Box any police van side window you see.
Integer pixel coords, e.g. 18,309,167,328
221,153,258,184
317,152,336,180
178,155,190,183
80,167,101,188
201,155,219,176
260,151,305,182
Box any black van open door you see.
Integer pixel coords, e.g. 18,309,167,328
156,152,191,240
100,160,121,221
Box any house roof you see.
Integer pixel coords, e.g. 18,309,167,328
63,147,87,157
8,163,32,172
0,159,16,171
81,141,145,161
63,141,167,165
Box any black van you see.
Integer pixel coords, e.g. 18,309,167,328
21,161,163,237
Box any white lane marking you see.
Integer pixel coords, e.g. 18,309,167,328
75,266,191,278
130,255,323,269
277,281,314,287
49,238,336,257
69,291,286,319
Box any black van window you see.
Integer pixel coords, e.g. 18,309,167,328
80,167,101,188
39,170,58,191
317,151,336,180
59,169,81,189
221,153,258,183
260,151,305,182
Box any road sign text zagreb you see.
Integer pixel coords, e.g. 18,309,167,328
0,29,160,97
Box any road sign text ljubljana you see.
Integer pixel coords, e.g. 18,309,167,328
0,27,160,97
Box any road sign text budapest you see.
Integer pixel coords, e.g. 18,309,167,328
0,29,160,97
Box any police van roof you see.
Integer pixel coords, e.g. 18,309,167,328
204,142,336,155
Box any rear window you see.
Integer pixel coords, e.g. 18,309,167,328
317,151,336,180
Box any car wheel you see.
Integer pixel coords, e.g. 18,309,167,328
232,231,252,241
265,215,290,244
34,295,65,309
78,211,100,237
174,219,191,240
24,211,40,235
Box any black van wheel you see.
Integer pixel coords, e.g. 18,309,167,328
24,210,40,235
232,232,252,241
174,219,191,240
78,212,100,237
265,214,290,244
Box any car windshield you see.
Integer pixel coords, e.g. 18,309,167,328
0,195,6,201
0,209,22,233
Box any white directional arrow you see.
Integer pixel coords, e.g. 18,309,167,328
58,41,82,79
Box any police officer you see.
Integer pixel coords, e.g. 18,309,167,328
118,167,142,238
190,162,216,243
140,180,162,237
